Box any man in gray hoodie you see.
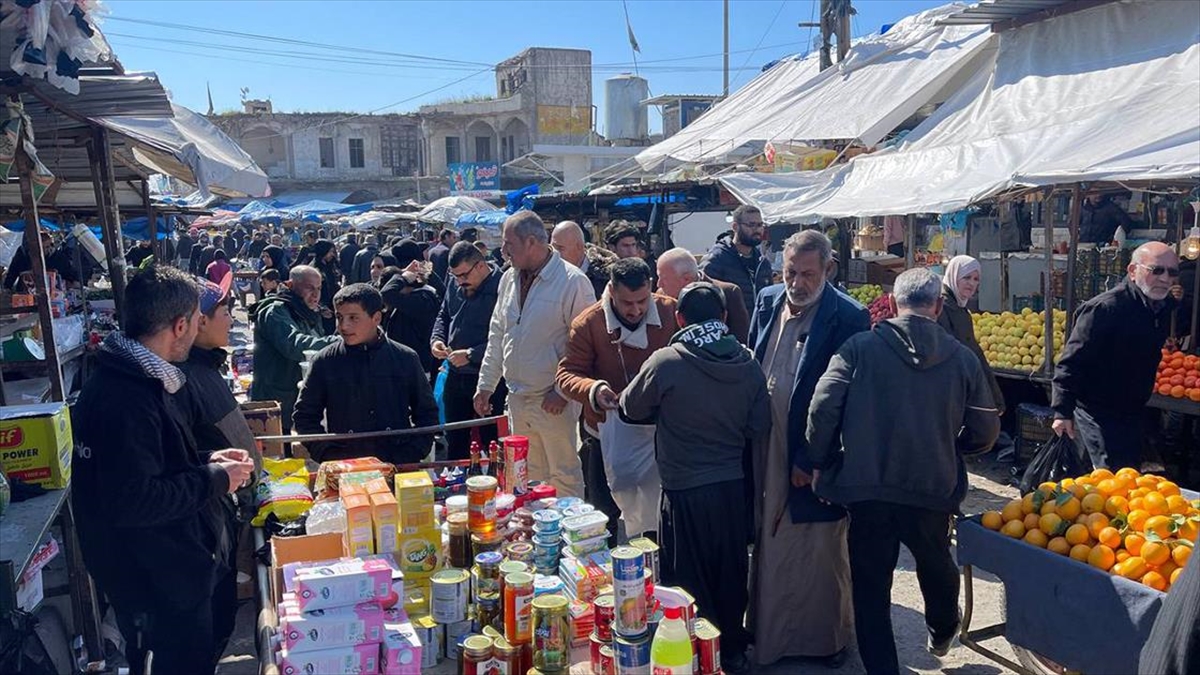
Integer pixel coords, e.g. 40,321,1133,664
806,268,999,675
620,281,771,675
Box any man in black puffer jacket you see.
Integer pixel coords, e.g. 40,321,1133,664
293,283,439,464
700,205,774,318
73,266,254,675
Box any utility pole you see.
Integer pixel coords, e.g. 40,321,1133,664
819,0,833,70
834,0,853,63
809,0,853,71
723,0,730,97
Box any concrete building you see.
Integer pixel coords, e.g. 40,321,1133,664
209,100,428,201
644,94,724,139
420,47,595,176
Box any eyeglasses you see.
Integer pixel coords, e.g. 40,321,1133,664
450,261,481,281
1136,263,1181,278
738,221,765,229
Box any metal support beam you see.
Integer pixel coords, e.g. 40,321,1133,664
88,126,128,326
142,179,158,262
1042,187,1056,375
722,0,730,97
1064,184,1083,334
14,132,65,402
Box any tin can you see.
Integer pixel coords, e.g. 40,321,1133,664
590,632,606,671
614,634,650,675
610,547,647,638
502,436,529,494
504,571,535,644
504,541,535,563
598,645,616,675
477,592,502,632
531,594,571,672
462,635,494,675
467,475,499,535
444,619,474,660
628,537,660,585
593,594,615,642
472,551,504,602
493,636,522,675
413,614,441,669
694,618,721,675
430,569,469,624
482,625,503,641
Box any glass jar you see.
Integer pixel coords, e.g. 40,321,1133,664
532,594,571,672
471,530,504,558
467,475,499,535
472,551,503,603
461,635,493,675
492,636,522,675
503,571,534,645
447,512,471,569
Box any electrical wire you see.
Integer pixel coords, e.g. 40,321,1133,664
728,0,789,91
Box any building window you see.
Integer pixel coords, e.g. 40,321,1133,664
381,124,421,176
348,138,365,168
475,136,492,162
445,137,462,165
319,137,335,168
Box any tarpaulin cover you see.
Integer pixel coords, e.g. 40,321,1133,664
455,210,508,231
417,196,495,226
635,3,991,169
96,103,270,199
721,0,1200,222
957,517,1164,675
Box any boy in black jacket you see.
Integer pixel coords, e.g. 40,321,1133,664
293,283,439,464
175,274,261,661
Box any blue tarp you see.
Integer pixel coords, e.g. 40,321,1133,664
613,193,686,207
233,199,372,225
455,210,508,231
3,218,64,232
5,218,168,241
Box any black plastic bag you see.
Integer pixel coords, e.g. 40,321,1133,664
1019,435,1087,494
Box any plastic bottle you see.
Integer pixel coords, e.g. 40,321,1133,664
650,605,693,675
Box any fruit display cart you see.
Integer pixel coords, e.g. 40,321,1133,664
958,471,1198,675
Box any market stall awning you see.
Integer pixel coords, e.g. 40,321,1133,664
94,103,271,199
634,3,993,169
720,0,1200,222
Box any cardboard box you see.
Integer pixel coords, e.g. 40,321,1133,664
397,527,441,580
0,403,72,488
240,400,284,458
370,490,399,554
394,471,435,533
342,492,375,558
270,532,344,607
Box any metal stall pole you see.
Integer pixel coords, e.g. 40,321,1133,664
905,214,916,269
1064,184,1083,333
1042,187,1056,375
87,127,128,325
142,179,158,263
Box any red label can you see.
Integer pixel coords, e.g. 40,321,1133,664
502,436,529,495
598,645,616,675
694,618,721,675
590,632,606,672
594,594,615,642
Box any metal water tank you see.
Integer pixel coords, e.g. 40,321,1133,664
605,74,649,141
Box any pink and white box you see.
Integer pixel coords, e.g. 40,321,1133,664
292,558,392,611
279,599,385,653
381,609,422,675
277,642,381,675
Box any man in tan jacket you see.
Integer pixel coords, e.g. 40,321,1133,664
557,258,676,539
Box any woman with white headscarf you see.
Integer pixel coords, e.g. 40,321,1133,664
938,255,1005,413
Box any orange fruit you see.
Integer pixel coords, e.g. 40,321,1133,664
1065,524,1091,546
1081,493,1106,515
1144,515,1175,539
1087,513,1111,539
1142,540,1171,566
1092,468,1115,480
1125,533,1146,556
1159,384,1174,395
1097,526,1122,549
1171,568,1184,585
1117,556,1149,580
1116,467,1141,481
1040,501,1059,516
1039,513,1066,537
1048,537,1072,556
1024,513,1042,531
1096,479,1118,497
1117,550,1132,563
1173,544,1192,567
1069,543,1091,562
1127,509,1151,532
1105,496,1129,517
1001,499,1024,523
1142,571,1168,592
1089,545,1116,571
981,511,1003,530
1024,529,1049,548
1136,476,1160,489
1057,497,1082,521
1178,518,1199,542
1171,385,1187,398
1166,495,1190,515
1001,520,1026,539
1019,494,1037,516
1144,493,1170,516
1129,497,1146,512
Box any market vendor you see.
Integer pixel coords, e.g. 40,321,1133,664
938,255,1005,413
73,266,254,675
1079,191,1136,244
293,283,438,464
1052,241,1180,469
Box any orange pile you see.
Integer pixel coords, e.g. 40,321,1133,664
981,467,1198,594
1157,350,1200,401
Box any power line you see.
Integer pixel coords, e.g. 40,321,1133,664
728,0,790,91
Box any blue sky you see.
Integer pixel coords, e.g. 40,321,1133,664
105,0,946,133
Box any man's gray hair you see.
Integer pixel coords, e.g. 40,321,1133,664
289,265,322,283
658,247,698,275
506,211,548,243
783,229,832,264
892,268,943,309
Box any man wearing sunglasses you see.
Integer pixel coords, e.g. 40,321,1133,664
1051,241,1181,470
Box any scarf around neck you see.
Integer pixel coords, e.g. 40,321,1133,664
102,332,187,394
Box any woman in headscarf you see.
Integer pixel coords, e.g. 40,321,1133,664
310,239,340,334
938,255,1005,412
260,245,288,274
370,253,398,287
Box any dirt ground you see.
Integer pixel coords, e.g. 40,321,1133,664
219,454,1023,675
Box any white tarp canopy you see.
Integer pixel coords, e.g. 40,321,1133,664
635,3,993,170
721,0,1200,222
95,103,271,199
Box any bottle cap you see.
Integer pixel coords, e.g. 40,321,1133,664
663,606,683,620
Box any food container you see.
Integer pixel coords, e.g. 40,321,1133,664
561,532,609,558
610,547,647,639
429,569,469,624
561,511,610,543
447,512,471,569
503,571,535,644
533,575,564,597
471,551,503,602
695,618,722,675
614,634,650,674
467,475,499,534
532,595,571,672
593,594,615,642
461,635,493,675
413,615,441,669
532,509,563,534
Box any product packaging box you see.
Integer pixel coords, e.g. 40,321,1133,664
278,599,385,654
370,490,399,554
342,491,375,558
397,528,441,580
381,609,422,675
0,403,72,488
270,532,344,607
277,642,380,675
293,558,393,612
393,471,435,533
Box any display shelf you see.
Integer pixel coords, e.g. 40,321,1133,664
1146,393,1200,416
0,343,87,375
0,314,38,340
0,489,68,587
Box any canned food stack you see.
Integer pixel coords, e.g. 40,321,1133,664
610,546,652,674
532,509,564,574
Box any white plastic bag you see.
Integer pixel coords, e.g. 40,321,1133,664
597,414,656,492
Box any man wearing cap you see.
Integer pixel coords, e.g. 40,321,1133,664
174,272,261,660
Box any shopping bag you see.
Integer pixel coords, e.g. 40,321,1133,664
433,364,448,426
1019,435,1086,494
597,414,657,492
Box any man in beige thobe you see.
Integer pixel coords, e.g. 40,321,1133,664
747,230,868,667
